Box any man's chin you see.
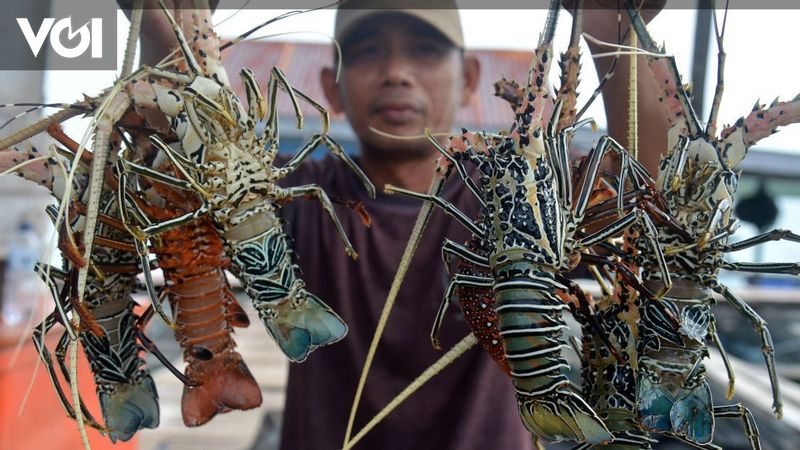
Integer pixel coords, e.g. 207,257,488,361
361,134,438,162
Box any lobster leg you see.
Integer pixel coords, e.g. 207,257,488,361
31,313,104,431
276,134,375,198
431,273,493,350
710,282,781,418
576,135,655,218
35,263,77,341
713,404,761,450
132,238,175,328
721,261,800,275
265,66,305,132
118,149,202,194
708,317,736,400
276,133,333,173
724,229,800,252
577,209,672,297
33,266,115,432
425,131,485,206
556,274,624,364
441,238,490,270
276,184,360,259
383,185,486,238
135,328,197,387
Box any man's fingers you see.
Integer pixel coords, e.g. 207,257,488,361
562,0,666,25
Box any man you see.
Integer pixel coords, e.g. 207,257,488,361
131,1,667,449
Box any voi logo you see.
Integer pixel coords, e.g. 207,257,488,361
16,17,103,59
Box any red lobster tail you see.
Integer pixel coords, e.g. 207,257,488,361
181,354,263,427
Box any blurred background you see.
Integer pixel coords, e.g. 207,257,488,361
1,1,799,449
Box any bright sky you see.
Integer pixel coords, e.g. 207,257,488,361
43,7,800,153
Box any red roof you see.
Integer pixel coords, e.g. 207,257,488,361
220,41,534,130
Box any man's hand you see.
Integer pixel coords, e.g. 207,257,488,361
561,0,670,174
563,0,666,45
116,0,218,65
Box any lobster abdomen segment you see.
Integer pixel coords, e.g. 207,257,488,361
493,261,611,444
231,227,347,362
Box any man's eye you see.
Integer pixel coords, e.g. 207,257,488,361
347,45,380,61
412,42,446,58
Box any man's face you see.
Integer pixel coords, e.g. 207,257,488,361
323,14,475,160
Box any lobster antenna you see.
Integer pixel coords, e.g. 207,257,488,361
540,0,561,46
554,0,583,132
525,0,560,91
705,0,729,138
343,169,451,448
582,33,667,58
220,0,342,51
0,104,89,134
120,0,144,77
158,0,202,75
214,0,252,28
244,31,344,83
368,126,451,140
628,13,638,158
343,334,478,450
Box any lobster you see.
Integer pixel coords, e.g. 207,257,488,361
620,2,800,447
127,143,263,426
113,2,375,362
0,134,163,442
52,121,263,431
46,65,260,427
385,1,684,444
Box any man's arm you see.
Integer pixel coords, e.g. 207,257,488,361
579,1,668,174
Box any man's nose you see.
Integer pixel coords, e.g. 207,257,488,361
380,52,414,87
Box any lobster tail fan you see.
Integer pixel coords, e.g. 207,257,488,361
99,375,160,443
636,374,675,432
518,392,612,444
301,292,349,346
636,374,714,444
181,356,263,427
266,291,348,362
671,383,714,444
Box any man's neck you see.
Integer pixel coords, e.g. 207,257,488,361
359,151,439,194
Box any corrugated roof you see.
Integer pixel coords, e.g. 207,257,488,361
220,41,534,130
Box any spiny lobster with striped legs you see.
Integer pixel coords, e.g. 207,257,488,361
622,2,800,447
0,130,166,442
386,1,686,444
114,1,375,362
428,1,635,390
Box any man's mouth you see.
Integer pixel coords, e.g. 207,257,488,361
372,103,422,124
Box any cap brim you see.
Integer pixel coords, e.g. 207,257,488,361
335,9,464,49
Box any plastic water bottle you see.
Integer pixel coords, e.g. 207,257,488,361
2,222,42,327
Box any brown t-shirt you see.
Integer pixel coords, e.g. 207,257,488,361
275,154,534,450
